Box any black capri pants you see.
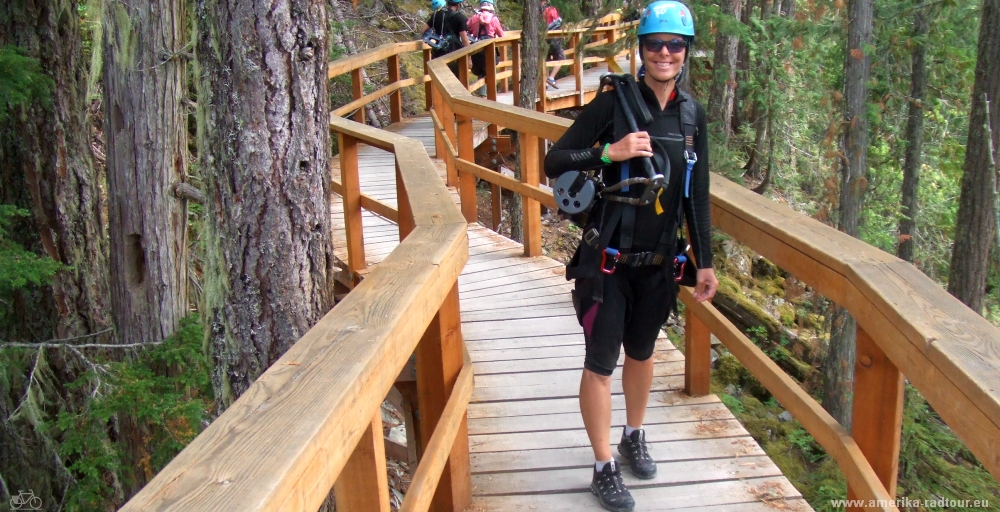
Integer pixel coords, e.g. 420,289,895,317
572,265,677,376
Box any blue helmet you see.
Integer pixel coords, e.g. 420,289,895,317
637,1,695,42
431,0,446,10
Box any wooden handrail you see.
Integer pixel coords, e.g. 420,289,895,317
424,40,1000,509
679,288,896,508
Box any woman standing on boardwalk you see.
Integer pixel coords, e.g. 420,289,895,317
543,2,718,510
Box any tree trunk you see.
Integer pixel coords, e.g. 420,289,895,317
708,0,743,145
197,0,335,410
0,0,111,342
1,0,113,505
103,0,189,347
948,0,1000,313
823,0,873,431
511,0,542,242
732,0,754,138
897,4,928,264
743,0,772,182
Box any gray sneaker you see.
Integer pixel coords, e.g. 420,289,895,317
591,461,635,512
618,428,657,479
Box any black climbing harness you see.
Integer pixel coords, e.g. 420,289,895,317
561,75,701,302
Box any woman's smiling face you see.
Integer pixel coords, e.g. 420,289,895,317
641,33,688,82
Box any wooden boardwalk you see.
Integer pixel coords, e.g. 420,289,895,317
330,100,814,512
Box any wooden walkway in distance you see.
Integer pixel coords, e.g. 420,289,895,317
330,89,814,512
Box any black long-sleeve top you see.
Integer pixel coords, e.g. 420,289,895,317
544,80,713,268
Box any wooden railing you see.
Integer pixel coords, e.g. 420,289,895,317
420,42,1000,512
121,80,473,512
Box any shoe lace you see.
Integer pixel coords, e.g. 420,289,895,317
598,467,627,495
634,438,652,462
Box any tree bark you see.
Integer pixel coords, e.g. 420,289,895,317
197,0,335,410
708,0,743,145
511,0,542,242
732,0,754,138
823,0,873,431
0,0,111,342
103,0,189,346
897,4,928,264
1,0,113,505
947,0,1000,313
743,0,772,182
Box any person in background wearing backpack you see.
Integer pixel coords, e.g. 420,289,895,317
541,0,565,89
543,2,718,511
467,0,505,94
423,0,471,78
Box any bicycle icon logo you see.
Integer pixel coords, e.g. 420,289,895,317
10,490,42,510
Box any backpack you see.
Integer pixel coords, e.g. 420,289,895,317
424,10,461,53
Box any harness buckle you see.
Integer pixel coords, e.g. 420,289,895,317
583,228,600,248
601,248,620,275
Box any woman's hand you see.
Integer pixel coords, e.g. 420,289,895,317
693,268,718,302
607,132,653,161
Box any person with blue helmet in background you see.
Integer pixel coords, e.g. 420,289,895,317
543,1,718,510
422,0,471,77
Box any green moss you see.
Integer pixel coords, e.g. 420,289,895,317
714,354,743,386
778,303,796,327
717,274,742,295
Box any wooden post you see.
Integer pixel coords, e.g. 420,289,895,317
537,69,547,113
847,327,904,509
498,43,509,93
490,183,502,232
351,68,365,124
396,163,414,240
416,284,472,512
573,34,584,107
457,112,477,223
459,55,471,92
486,43,499,139
629,40,637,76
684,306,711,396
432,85,446,165
441,88,458,188
339,133,366,281
520,132,542,256
333,410,391,512
388,54,402,123
511,40,521,105
424,48,434,110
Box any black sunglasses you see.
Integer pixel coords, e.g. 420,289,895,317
642,38,688,54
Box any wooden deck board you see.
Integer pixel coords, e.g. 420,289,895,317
329,107,813,512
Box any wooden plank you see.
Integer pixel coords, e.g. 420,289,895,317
460,303,575,323
464,333,584,351
849,327,904,504
400,364,473,512
467,388,715,419
473,360,683,391
333,410,390,512
469,436,764,473
685,307,711,396
470,342,682,374
416,284,472,512
470,419,750,452
471,374,683,402
463,316,583,340
339,133,367,277
459,264,566,292
469,401,730,436
473,455,784,496
521,133,542,256
470,477,805,511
